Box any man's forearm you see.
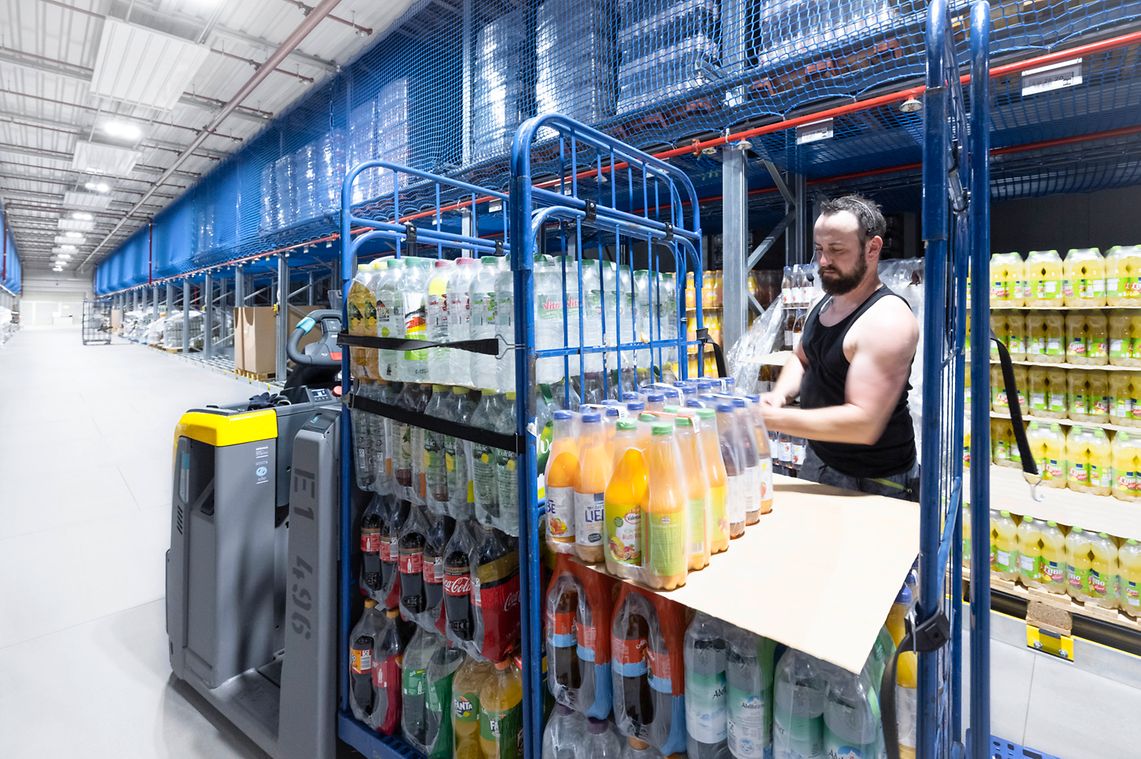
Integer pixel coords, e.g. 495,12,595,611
771,355,804,405
762,403,885,445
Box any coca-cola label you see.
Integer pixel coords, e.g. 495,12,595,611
361,530,381,553
424,557,443,585
379,538,395,562
399,551,423,575
612,637,647,676
444,573,472,597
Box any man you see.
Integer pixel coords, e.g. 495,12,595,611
760,195,920,500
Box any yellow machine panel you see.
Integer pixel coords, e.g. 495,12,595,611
175,409,278,448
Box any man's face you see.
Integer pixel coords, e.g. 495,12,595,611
814,210,870,296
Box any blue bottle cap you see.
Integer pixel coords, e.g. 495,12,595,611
716,402,735,413
553,410,573,421
581,412,601,424
626,401,645,412
646,392,665,403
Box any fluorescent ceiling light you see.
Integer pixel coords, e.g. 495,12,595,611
102,120,143,143
53,267,63,272
55,245,77,253
64,191,112,211
72,140,140,176
84,181,111,194
55,234,86,244
58,218,95,232
90,19,210,110
71,211,94,221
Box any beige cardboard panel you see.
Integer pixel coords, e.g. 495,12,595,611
583,475,920,674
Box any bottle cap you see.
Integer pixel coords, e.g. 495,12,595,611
587,718,610,735
746,394,761,403
616,420,637,432
732,397,747,408
628,738,651,750
480,256,499,266
432,384,446,392
1047,521,1057,527
456,256,477,265
662,405,680,414
435,259,450,268
626,401,645,412
1073,526,1084,533
1000,510,1011,517
494,659,513,670
385,609,399,618
716,402,735,414
639,413,657,423
684,399,704,409
452,386,468,395
364,599,377,608
1129,539,1138,545
605,406,620,418
481,388,497,396
553,410,573,421
675,416,694,429
622,392,642,402
1023,517,1033,524
695,408,715,420
1099,532,1110,538
646,392,664,403
651,422,672,436
581,412,601,424
506,392,516,400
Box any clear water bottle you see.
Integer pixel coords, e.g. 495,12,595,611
494,257,516,393
584,717,624,758
495,391,519,536
823,663,884,759
542,704,588,759
773,649,828,759
726,626,775,759
685,613,730,758
447,257,479,388
583,260,604,373
536,255,565,384
426,260,453,386
400,257,433,383
445,387,476,520
374,258,405,381
469,257,501,390
470,391,501,529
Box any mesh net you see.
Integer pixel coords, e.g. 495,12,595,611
95,0,1141,293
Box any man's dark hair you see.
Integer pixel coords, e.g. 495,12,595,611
818,194,886,249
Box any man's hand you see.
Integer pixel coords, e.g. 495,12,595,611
758,391,786,409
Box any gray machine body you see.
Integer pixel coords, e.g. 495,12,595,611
166,392,339,759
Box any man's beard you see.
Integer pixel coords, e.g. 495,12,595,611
819,252,867,296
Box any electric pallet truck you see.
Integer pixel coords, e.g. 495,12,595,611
166,309,344,759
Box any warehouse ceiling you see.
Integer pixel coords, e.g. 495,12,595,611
0,0,423,276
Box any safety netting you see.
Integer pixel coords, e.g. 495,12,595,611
95,0,1141,293
2,212,21,295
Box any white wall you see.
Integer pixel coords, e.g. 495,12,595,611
20,272,93,328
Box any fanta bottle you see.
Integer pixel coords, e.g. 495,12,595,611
605,420,648,581
1043,312,1065,363
575,413,612,564
1027,367,1049,417
1026,250,1064,306
1039,521,1068,593
645,422,688,590
1017,516,1044,589
1026,313,1047,359
1087,311,1109,365
1106,245,1141,304
1068,370,1091,422
1130,314,1141,366
1063,248,1107,307
1006,311,1026,360
1110,374,1133,427
1117,539,1141,618
1046,368,1068,419
1088,371,1110,423
1027,422,1066,488
991,510,1019,582
1113,431,1141,501
545,411,580,554
694,409,730,554
674,416,711,571
1065,313,1089,365
1109,311,1131,366
1065,527,1093,601
479,659,523,758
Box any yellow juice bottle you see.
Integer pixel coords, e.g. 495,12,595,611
1107,246,1127,305
1066,426,1091,493
1017,516,1045,589
1068,370,1091,422
1088,370,1110,423
1026,313,1047,359
1108,310,1131,366
1132,374,1141,428
1108,245,1141,304
1117,539,1141,618
992,510,1020,581
1043,312,1066,363
1046,367,1068,419
1064,247,1107,307
1065,527,1092,601
991,419,1011,466
1006,311,1027,360
1113,431,1141,501
991,365,1009,413
1110,374,1133,426
1085,532,1118,609
1065,312,1089,365
1039,520,1068,594
1088,427,1112,496
1027,367,1049,417
1130,314,1141,367
1087,311,1109,366
1028,422,1066,487
1014,366,1028,410
990,252,1013,305
990,313,1005,361
1027,250,1064,306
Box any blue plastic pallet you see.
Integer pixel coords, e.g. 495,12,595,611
992,736,1063,759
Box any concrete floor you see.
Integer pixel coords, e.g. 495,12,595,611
1,326,1139,758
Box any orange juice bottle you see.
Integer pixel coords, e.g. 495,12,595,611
1068,370,1091,422
1087,370,1110,423
1063,247,1106,307
674,415,711,571
604,420,648,580
1046,368,1068,419
1113,431,1141,501
573,412,612,564
1065,312,1088,365
1043,312,1065,363
1027,367,1049,417
1109,311,1131,365
544,410,580,554
1006,311,1026,360
694,409,730,553
1026,313,1047,359
1027,250,1064,306
1086,311,1109,366
644,422,688,590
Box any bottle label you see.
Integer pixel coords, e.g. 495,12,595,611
791,442,806,467
687,497,706,556
726,475,747,524
991,281,1007,299
538,293,563,321
574,491,605,547
728,685,770,758
1019,553,1041,577
496,452,517,513
1110,338,1126,358
1089,338,1108,359
379,536,395,563
576,623,599,662
479,702,522,753
995,550,1013,573
608,506,642,566
1088,569,1108,597
471,293,496,328
361,529,381,553
648,646,674,691
1069,338,1087,356
403,666,427,698
453,691,479,729
686,672,729,743
1045,337,1063,355
1067,564,1085,590
425,556,443,585
1045,560,1064,585
350,647,372,674
404,293,427,360
473,448,497,508
1127,581,1139,607
648,509,686,577
1044,459,1063,480
759,458,774,506
546,486,576,541
1030,392,1046,411
612,637,648,676
547,609,576,648
399,550,423,575
993,439,1008,462
444,573,472,597
427,294,449,341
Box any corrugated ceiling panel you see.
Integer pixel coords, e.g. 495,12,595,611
90,18,211,110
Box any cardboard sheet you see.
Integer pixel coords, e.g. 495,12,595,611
582,474,920,674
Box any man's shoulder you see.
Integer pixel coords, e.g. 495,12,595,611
849,290,919,351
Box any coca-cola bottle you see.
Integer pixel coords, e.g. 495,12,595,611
359,495,384,596
379,497,410,609
612,587,654,743
546,568,583,707
472,526,520,662
443,517,478,647
399,505,430,618
423,512,455,634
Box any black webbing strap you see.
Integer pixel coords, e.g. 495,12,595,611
338,333,504,357
696,327,728,378
881,611,951,759
345,392,524,454
992,332,1039,480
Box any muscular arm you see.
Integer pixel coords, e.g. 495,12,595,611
761,339,807,408
761,297,917,445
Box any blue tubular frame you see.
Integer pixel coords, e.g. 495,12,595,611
335,160,510,759
919,2,989,757
509,113,704,753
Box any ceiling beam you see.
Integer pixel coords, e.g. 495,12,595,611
0,156,192,191
0,142,202,180
0,112,229,161
0,171,179,201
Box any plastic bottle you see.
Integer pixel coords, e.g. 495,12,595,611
1065,312,1088,365
371,608,404,735
472,528,521,662
991,510,1019,582
743,396,775,515
1027,367,1049,417
1046,368,1068,419
545,563,584,709
582,260,605,374
425,641,466,758
645,422,688,590
1117,539,1141,619
717,403,747,539
621,738,662,759
1027,422,1066,488
1106,245,1141,305
990,252,1015,306
1111,374,1133,427
391,384,415,495
349,599,384,724
684,614,730,758
398,504,430,618
402,627,438,751
470,257,501,390
1086,532,1119,609
446,387,476,520
1131,313,1141,366
444,518,478,647
822,663,884,759
575,412,612,564
495,257,516,394
584,717,625,758
546,410,581,554
605,419,648,580
423,512,455,635
478,659,524,758
495,392,519,536
453,657,494,759
1025,313,1046,360
471,391,501,529
1026,250,1064,307
1039,520,1068,594
726,626,775,759
375,258,405,380
1066,527,1093,601
348,263,379,380
1113,431,1141,501
674,415,711,571
1043,311,1065,363
535,255,564,384
447,257,479,388
399,257,433,382
1087,311,1109,365
542,704,588,759
1017,516,1044,589
426,259,453,385
1067,247,1107,306
1131,373,1141,428
694,408,731,553
360,495,385,598
1068,370,1091,422
612,589,655,744
728,397,761,525
379,497,410,609
424,385,450,510
1109,310,1131,366
772,648,828,759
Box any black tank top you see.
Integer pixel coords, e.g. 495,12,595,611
800,285,916,478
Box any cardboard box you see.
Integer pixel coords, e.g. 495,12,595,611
110,308,123,333
233,305,324,377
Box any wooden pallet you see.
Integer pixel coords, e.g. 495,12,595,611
964,567,1141,633
235,368,275,382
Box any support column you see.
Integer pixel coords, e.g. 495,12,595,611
165,282,173,316
721,141,749,354
234,267,245,309
182,279,191,353
152,286,159,318
203,272,214,359
276,255,289,379
307,271,315,306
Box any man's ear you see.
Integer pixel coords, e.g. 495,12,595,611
866,235,884,262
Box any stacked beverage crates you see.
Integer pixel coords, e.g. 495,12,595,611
349,79,411,206
536,0,616,126
472,8,531,161
617,0,720,114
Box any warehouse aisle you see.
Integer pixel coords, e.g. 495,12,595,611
0,329,268,758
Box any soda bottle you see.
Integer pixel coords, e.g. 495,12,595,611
447,257,479,388
371,608,404,735
542,704,588,759
412,385,433,505
694,408,730,552
424,385,450,509
402,627,438,751
1066,527,1093,601
726,626,776,759
575,412,612,564
1039,520,1067,593
399,504,430,618
425,641,466,758
685,613,730,758
716,403,747,539
1017,516,1044,589
605,420,648,580
644,422,688,590
1085,532,1118,609
479,658,524,758
422,512,455,634
991,510,1019,582
444,518,478,646
546,410,581,554
495,391,519,536
773,648,828,759
349,599,384,723
1117,539,1141,619
646,595,688,756
822,663,884,759
583,717,625,758
426,260,453,385
546,564,584,707
674,415,711,572
612,588,655,743
473,528,521,662
471,391,501,529
360,495,384,597
453,657,494,759
379,497,409,609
